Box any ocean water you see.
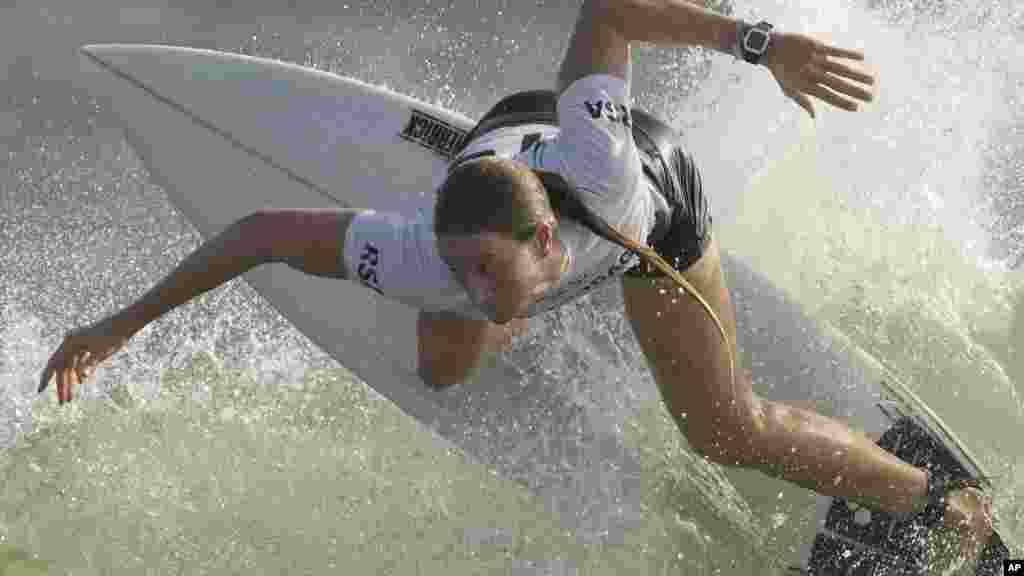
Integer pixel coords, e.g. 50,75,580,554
1,0,1022,574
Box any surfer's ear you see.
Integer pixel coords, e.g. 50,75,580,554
532,220,558,257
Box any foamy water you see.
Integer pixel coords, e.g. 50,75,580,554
1,0,1021,574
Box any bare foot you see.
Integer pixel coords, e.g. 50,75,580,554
942,487,994,568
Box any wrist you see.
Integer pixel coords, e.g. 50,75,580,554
727,19,744,59
735,20,775,66
110,304,147,338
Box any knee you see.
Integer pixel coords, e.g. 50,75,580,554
684,398,767,467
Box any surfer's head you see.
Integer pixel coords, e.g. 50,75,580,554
434,157,567,323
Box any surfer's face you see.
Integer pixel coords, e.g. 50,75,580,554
439,226,563,324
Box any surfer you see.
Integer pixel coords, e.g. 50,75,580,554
41,0,996,568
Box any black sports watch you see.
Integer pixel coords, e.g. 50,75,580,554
737,21,774,65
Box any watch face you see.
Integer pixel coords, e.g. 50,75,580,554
745,30,768,53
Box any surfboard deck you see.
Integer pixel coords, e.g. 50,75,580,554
75,43,1005,569
794,324,1009,575
797,407,1009,575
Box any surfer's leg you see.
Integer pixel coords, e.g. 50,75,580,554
786,398,882,442
626,243,996,565
623,121,993,566
416,310,527,389
621,121,935,517
623,238,936,515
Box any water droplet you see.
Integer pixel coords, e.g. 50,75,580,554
771,512,788,528
854,508,872,525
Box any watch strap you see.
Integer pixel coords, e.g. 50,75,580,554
733,21,745,60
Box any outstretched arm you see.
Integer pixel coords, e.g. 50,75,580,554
593,0,744,56
568,0,876,118
114,208,360,336
556,0,744,99
40,208,362,404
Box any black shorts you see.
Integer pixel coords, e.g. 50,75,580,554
454,90,713,276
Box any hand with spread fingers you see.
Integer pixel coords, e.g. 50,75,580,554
38,315,135,405
764,31,877,118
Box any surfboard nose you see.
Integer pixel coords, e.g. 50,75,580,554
80,43,123,63
80,43,191,75
81,43,165,55
78,44,119,96
79,44,127,78
79,44,105,56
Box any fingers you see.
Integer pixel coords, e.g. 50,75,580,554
795,92,816,119
814,70,875,104
56,362,65,404
801,61,875,111
56,349,77,405
60,357,74,404
76,351,92,378
821,58,876,87
823,44,865,61
772,36,877,117
801,55,874,104
65,352,92,405
39,347,68,397
805,83,860,112
39,335,98,404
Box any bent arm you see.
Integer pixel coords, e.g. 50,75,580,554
552,1,746,205
557,0,746,98
594,0,743,56
113,208,360,337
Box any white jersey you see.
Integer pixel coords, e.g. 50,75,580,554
342,74,664,320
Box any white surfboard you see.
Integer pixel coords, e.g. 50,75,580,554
75,43,995,569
